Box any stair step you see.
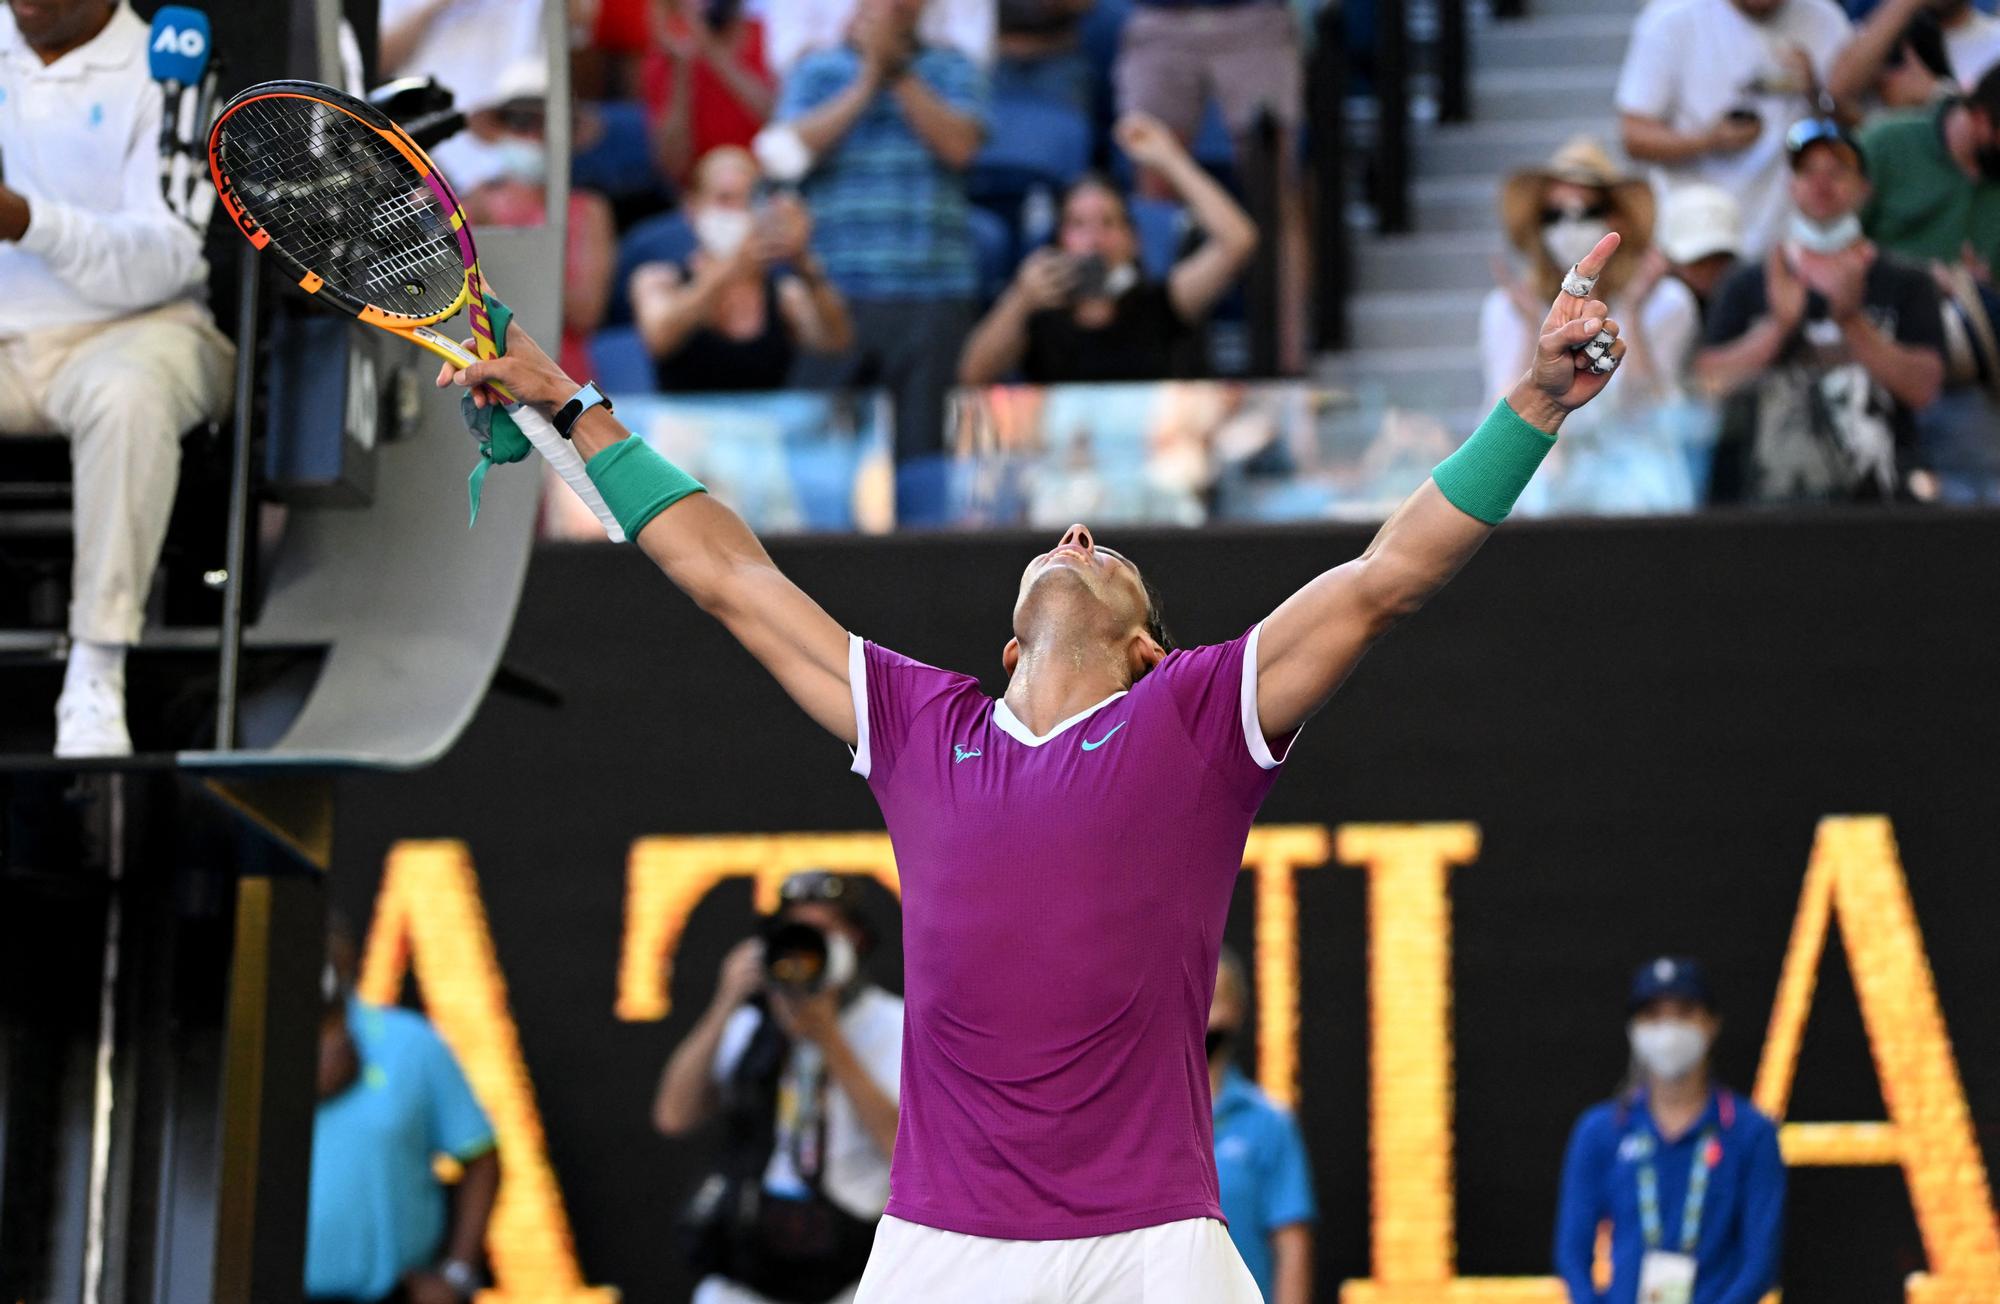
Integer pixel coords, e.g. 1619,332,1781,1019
1345,287,1488,349
1474,66,1623,120
1408,175,1505,233
1322,344,1490,410
1415,116,1630,176
1475,14,1634,70
1351,229,1507,292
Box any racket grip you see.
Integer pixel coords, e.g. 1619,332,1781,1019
511,405,627,543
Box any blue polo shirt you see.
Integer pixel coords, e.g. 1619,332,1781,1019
305,998,495,1301
1212,1067,1317,1300
775,45,983,302
1554,1088,1786,1304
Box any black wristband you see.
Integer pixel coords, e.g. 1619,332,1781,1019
553,381,614,440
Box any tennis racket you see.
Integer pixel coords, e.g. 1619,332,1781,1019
206,79,623,540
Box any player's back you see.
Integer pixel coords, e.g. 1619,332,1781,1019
846,627,1293,1240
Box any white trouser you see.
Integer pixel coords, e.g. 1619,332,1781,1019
694,1276,857,1304
0,299,234,645
855,1215,1264,1304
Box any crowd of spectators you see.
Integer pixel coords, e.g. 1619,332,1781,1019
372,0,1289,521
1479,0,2000,508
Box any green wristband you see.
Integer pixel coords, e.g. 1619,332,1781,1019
584,436,707,540
1430,398,1557,525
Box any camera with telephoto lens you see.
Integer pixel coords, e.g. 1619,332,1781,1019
762,918,842,992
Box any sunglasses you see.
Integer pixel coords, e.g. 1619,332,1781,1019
1542,202,1610,224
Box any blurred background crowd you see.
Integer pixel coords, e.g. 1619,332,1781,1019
382,0,2000,534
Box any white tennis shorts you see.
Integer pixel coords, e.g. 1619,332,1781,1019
854,1214,1264,1304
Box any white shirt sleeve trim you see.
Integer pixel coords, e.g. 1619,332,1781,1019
848,633,871,778
1241,622,1298,771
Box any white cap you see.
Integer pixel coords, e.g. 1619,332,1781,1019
1656,183,1744,264
465,56,548,113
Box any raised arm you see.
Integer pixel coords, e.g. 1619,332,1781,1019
442,322,856,745
1253,234,1627,739
1113,113,1259,323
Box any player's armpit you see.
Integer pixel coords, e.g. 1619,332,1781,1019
1254,479,1492,737
633,494,857,745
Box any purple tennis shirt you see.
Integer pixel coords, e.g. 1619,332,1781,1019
846,624,1296,1241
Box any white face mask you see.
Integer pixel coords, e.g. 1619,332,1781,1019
821,929,858,992
1102,260,1140,299
1630,1018,1711,1082
1544,216,1611,269
489,138,546,186
1788,210,1863,255
694,207,754,258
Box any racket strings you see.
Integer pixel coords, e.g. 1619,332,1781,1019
215,96,466,319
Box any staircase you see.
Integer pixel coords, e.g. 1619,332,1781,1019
1321,0,1641,432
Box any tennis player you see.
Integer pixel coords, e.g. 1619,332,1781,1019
445,235,1628,1302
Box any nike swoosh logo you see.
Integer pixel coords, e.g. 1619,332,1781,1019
1080,722,1127,751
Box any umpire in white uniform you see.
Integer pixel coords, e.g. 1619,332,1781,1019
0,0,233,757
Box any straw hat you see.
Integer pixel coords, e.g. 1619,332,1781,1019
1499,137,1656,301
1501,137,1655,256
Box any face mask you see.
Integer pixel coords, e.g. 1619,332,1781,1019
694,207,754,258
1544,216,1611,270
1788,209,1863,254
821,929,858,992
1103,261,1140,299
1629,1018,1711,1082
1205,1027,1234,1061
489,138,546,186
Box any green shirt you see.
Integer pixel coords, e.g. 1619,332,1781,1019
1859,102,2000,266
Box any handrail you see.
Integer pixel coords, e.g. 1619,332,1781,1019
1375,0,1412,234
1310,0,1351,350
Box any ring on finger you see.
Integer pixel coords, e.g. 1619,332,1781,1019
1561,264,1598,297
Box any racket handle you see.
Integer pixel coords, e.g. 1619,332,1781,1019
511,404,626,543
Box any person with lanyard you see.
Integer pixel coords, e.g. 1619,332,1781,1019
1554,958,1786,1304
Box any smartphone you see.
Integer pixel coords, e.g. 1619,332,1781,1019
1070,253,1110,301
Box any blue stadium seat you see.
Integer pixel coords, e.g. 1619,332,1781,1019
589,325,655,395
573,101,661,200
1127,195,1184,280
968,204,1018,304
969,99,1093,208
607,210,696,327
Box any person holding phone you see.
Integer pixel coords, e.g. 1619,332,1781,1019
629,146,853,392
957,112,1258,385
1616,0,1851,256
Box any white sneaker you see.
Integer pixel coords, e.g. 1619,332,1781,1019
55,676,133,758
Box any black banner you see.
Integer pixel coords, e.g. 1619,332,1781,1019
332,511,2000,1302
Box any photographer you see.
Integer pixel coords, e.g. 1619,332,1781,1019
654,872,902,1304
958,111,1259,385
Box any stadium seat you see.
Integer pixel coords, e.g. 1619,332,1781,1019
969,204,1018,304
969,98,1093,210
1127,195,1185,281
588,325,656,396
607,210,697,327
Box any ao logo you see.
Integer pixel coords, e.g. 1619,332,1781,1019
152,25,206,59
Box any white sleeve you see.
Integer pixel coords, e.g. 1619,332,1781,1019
1641,279,1701,394
847,992,904,1104
1613,6,1677,119
1478,287,1531,406
16,84,207,314
1807,3,1853,84
1239,622,1298,771
847,633,871,778
711,1006,763,1085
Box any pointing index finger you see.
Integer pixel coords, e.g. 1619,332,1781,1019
1574,231,1623,281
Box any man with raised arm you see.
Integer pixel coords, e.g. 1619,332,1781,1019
443,236,1630,1303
